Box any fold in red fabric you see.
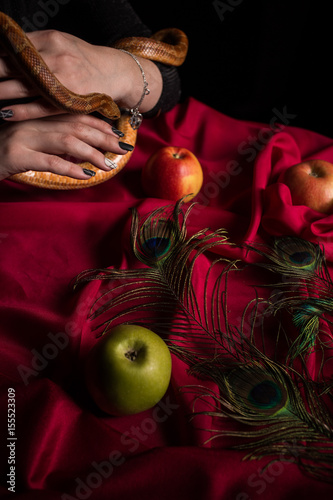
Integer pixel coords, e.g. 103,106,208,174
1,97,333,499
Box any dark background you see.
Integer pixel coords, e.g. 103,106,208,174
135,0,332,138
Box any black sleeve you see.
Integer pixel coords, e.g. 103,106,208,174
143,63,181,117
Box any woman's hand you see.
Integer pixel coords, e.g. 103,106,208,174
0,29,163,121
0,114,133,181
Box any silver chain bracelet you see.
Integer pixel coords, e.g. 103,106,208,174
118,49,150,130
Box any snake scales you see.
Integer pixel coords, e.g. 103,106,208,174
0,12,188,189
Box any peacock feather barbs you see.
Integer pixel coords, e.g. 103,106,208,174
74,200,333,484
245,236,333,363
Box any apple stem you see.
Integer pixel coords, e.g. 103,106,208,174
125,350,138,362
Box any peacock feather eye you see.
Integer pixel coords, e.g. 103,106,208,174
248,380,283,410
274,236,322,272
289,251,313,266
136,218,177,265
227,365,289,417
141,235,172,259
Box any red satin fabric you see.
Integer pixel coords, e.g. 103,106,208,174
1,97,333,499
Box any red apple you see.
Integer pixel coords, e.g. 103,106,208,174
141,146,203,201
279,159,333,214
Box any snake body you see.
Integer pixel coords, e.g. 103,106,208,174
0,12,188,189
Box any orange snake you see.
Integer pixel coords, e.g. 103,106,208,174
0,12,188,189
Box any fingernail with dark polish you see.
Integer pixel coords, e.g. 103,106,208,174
83,168,96,177
111,126,124,137
0,109,14,119
119,141,134,152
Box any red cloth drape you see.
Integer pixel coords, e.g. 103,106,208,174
1,97,333,499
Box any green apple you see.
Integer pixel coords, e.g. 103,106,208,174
85,324,172,416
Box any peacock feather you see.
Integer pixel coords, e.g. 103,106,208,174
245,236,333,363
74,198,235,341
74,200,333,484
245,236,326,276
172,329,333,483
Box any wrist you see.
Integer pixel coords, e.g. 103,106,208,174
117,49,150,129
113,49,162,116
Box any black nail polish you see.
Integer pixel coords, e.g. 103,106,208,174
111,126,125,137
0,109,14,119
83,168,96,177
119,141,134,152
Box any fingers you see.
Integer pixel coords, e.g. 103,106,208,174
0,55,21,79
0,39,57,120
0,115,134,181
44,114,131,158
26,151,100,180
39,125,128,173
0,32,70,121
0,98,64,121
44,114,123,136
0,66,54,122
0,77,38,102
